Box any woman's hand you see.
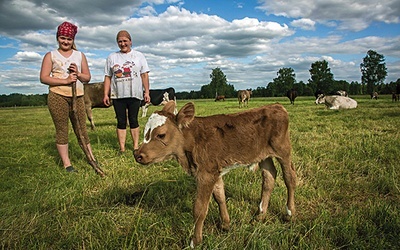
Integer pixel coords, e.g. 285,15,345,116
103,95,111,106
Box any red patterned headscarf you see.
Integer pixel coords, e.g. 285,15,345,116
57,22,78,39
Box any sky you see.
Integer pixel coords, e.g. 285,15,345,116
0,0,399,95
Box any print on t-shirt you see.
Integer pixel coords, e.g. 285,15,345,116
113,61,137,80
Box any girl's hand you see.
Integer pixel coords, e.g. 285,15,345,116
66,72,77,84
68,63,77,74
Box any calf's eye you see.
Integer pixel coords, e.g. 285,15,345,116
157,134,166,140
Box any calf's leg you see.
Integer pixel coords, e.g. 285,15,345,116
257,157,277,221
190,174,216,248
277,158,296,218
212,176,230,231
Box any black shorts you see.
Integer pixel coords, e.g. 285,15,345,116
112,98,141,129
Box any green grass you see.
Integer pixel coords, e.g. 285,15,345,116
1,95,399,249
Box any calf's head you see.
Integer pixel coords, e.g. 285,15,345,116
134,101,194,165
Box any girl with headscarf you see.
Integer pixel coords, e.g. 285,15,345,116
40,21,95,172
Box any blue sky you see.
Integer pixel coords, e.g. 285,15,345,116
0,0,399,95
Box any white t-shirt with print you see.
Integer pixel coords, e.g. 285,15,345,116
104,50,150,99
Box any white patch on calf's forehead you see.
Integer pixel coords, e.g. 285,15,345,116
144,113,167,143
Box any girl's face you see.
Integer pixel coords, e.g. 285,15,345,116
57,36,74,51
117,36,132,53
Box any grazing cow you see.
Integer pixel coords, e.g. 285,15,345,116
315,94,357,110
215,95,225,101
392,92,398,102
134,101,296,248
237,89,252,108
83,82,112,130
286,89,298,105
141,87,177,117
371,92,378,100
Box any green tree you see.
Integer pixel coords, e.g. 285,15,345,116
308,60,334,94
267,67,296,96
201,68,235,98
360,50,387,94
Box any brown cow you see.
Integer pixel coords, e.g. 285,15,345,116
84,82,112,130
215,95,225,101
286,89,297,105
237,89,252,108
134,101,296,248
392,92,398,102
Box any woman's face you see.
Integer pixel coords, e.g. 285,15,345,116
57,36,74,51
117,36,132,53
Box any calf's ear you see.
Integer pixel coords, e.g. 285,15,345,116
177,102,195,128
162,101,176,114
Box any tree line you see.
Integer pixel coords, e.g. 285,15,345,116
178,50,399,99
1,50,399,107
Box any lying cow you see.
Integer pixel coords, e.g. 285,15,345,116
141,87,177,117
371,92,378,100
84,82,112,130
286,89,298,105
134,101,296,248
315,94,357,110
237,89,252,108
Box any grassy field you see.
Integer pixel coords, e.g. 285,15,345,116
1,95,399,249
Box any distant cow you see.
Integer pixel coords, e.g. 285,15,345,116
238,89,252,108
84,82,112,130
134,101,296,248
215,95,225,101
335,90,348,97
371,92,378,100
315,89,324,99
392,92,398,102
286,89,298,105
395,84,400,101
141,87,177,117
315,94,357,110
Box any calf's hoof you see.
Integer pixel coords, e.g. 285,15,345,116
254,212,267,222
190,238,201,249
219,221,230,231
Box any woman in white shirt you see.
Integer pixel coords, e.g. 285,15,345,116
103,30,151,153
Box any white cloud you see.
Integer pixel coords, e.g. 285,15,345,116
0,1,399,94
257,0,400,32
291,18,316,30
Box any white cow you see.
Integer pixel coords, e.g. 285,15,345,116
315,94,357,110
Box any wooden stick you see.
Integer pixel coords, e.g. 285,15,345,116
71,81,105,177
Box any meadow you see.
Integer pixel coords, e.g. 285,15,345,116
0,95,399,249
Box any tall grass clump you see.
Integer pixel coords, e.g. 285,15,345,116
1,95,399,249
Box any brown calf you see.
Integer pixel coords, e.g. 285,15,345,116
134,101,296,248
237,89,252,108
